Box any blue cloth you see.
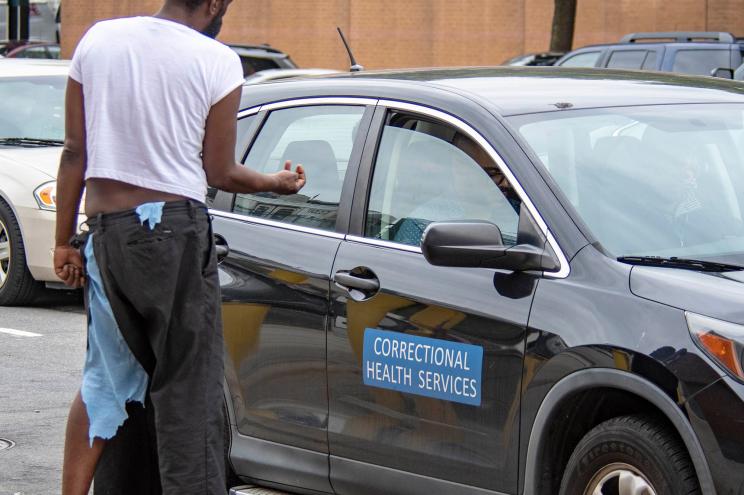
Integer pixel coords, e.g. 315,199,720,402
135,201,165,230
80,204,166,445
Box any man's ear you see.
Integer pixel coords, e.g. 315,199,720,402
206,0,222,15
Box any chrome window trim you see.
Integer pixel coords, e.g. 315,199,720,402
237,107,261,119
346,235,423,254
261,97,379,112
209,210,345,240
374,99,571,279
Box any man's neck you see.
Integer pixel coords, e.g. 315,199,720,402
153,4,200,32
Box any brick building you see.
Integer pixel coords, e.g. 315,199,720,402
61,0,744,70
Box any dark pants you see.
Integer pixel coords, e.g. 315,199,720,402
84,200,226,494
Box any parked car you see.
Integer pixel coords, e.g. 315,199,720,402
0,0,59,42
244,68,340,85
555,31,744,77
0,40,60,59
228,43,297,78
213,67,744,495
0,59,84,305
502,51,565,66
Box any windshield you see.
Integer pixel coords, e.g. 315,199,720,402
509,104,744,262
0,75,66,142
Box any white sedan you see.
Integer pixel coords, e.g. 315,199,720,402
0,59,84,305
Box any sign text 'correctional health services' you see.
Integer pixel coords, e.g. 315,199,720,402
363,328,483,406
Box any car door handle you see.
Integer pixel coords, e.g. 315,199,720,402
214,235,229,263
333,271,380,292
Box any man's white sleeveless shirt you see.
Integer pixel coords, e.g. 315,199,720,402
69,17,245,201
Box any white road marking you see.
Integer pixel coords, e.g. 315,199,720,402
0,327,42,337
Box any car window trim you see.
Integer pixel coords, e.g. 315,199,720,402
208,209,346,239
350,99,571,279
219,96,380,237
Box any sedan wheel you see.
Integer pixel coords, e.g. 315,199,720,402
0,217,10,288
0,200,44,305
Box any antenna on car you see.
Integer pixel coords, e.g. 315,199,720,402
337,27,364,72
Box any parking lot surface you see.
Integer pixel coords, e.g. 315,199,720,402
0,292,85,495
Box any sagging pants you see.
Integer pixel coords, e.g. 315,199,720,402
79,200,226,494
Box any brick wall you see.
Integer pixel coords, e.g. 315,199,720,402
61,0,744,69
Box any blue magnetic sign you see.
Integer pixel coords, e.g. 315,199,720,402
363,328,483,406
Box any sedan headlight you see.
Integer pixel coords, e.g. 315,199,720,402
687,312,744,382
34,181,57,211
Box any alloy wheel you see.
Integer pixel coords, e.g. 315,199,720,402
0,217,10,289
585,463,657,495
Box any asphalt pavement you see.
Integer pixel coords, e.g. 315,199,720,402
0,290,85,495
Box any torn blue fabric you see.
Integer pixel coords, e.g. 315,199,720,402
135,201,165,230
81,235,148,446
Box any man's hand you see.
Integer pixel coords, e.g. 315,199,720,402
54,245,85,289
271,161,306,195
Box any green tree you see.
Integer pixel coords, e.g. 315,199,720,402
550,0,578,53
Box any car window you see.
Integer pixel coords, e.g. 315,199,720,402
0,75,65,140
672,49,732,75
15,46,48,59
607,50,648,69
233,105,365,231
365,112,522,247
46,45,60,59
642,51,658,70
239,56,281,77
235,114,257,162
559,51,601,68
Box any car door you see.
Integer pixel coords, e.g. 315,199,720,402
211,98,375,492
328,103,543,494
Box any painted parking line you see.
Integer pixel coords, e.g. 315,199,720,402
0,328,42,338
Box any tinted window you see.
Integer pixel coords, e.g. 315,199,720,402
239,56,281,77
559,51,601,68
607,50,647,69
235,114,257,162
642,51,658,70
673,49,732,75
16,46,48,59
233,105,365,231
46,45,60,59
365,112,522,247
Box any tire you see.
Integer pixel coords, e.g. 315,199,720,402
560,414,700,495
0,200,44,306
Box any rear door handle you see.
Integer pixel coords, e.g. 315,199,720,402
334,272,380,291
214,234,229,263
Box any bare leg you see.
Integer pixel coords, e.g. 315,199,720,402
62,391,106,495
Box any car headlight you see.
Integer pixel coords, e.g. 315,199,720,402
687,312,744,382
34,181,57,211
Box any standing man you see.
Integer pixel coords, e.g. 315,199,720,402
54,1,305,493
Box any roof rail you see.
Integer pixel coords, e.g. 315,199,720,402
621,32,736,44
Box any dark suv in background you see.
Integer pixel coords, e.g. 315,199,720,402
556,31,744,78
228,43,298,78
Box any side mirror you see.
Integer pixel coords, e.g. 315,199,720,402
711,67,734,79
421,221,560,272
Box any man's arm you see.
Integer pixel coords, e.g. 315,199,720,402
202,87,305,194
53,78,87,288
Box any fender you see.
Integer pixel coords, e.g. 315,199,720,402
521,368,716,495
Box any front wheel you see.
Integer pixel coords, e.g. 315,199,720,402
560,414,700,495
0,200,44,306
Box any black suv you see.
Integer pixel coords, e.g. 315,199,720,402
214,67,744,495
556,31,744,78
228,43,298,78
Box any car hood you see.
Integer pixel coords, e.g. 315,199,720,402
630,266,744,325
0,146,62,179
